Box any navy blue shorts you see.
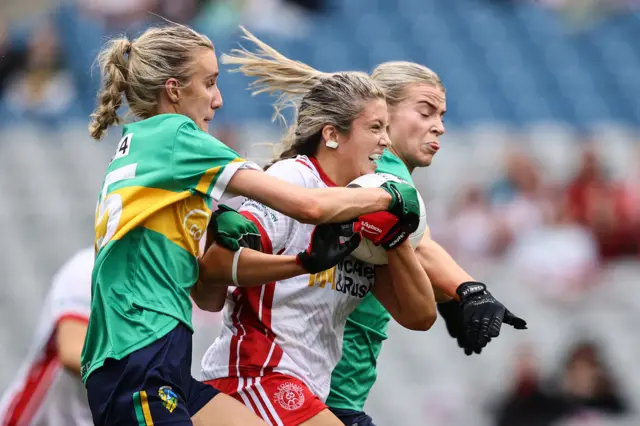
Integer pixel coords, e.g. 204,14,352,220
329,407,376,426
86,323,220,426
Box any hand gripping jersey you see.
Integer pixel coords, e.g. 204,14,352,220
326,149,416,411
201,155,376,401
0,248,94,426
81,114,259,383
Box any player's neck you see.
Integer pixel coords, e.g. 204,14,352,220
313,151,350,187
388,146,415,175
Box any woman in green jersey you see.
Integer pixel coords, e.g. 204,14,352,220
82,24,421,426
327,61,528,426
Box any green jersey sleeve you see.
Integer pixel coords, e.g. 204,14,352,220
172,121,260,201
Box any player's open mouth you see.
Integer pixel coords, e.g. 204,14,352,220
368,153,382,163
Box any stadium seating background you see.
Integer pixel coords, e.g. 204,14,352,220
1,1,639,425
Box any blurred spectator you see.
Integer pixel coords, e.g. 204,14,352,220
534,0,632,29
212,123,241,152
446,185,507,262
241,0,320,37
0,27,27,99
490,152,555,244
507,189,599,304
495,340,628,426
0,20,78,128
565,149,638,260
77,0,156,31
620,147,640,257
285,0,325,12
154,0,203,24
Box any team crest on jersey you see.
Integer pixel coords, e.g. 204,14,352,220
273,382,305,411
158,386,178,413
183,208,209,241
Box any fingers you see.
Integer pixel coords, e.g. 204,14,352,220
504,310,528,330
337,220,361,237
487,312,503,339
342,232,362,253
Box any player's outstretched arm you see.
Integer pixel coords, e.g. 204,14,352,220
196,209,361,310
373,240,437,331
199,246,306,290
199,222,361,288
415,227,473,300
415,230,527,355
227,169,418,225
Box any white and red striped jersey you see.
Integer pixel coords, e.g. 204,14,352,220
0,248,94,426
201,156,376,401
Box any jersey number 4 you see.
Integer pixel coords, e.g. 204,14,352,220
96,136,137,251
110,133,133,163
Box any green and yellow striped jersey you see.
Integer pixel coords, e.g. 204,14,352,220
81,114,258,382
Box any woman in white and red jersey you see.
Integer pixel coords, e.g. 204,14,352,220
0,248,94,426
194,29,437,426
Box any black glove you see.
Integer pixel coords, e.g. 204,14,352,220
456,282,528,354
207,205,262,251
297,221,362,274
437,300,477,356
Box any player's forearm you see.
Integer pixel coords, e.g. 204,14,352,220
228,170,391,224
386,242,437,330
199,244,306,287
416,237,474,301
306,187,391,224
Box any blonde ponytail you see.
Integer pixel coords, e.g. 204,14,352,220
89,38,131,140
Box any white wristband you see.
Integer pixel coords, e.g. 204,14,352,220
232,247,244,286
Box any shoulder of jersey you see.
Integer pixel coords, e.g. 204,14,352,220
133,114,200,135
269,157,311,174
269,156,321,183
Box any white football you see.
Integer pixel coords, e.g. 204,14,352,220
347,173,427,265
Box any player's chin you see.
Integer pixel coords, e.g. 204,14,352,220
361,159,378,175
417,152,434,167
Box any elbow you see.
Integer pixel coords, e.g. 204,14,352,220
192,277,227,313
400,310,437,331
193,297,225,313
191,292,224,312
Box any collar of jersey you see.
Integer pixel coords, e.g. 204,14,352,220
308,156,337,187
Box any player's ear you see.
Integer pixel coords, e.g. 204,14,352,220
165,78,181,103
321,125,339,147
